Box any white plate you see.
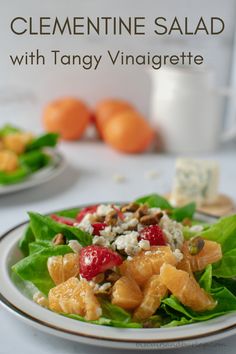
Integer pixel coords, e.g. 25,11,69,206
0,219,236,350
0,150,65,195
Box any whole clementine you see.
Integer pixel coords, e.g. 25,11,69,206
102,110,154,154
43,97,91,140
94,99,134,137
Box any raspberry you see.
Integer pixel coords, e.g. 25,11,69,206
139,225,166,246
80,245,123,280
92,223,107,236
76,205,98,223
51,214,75,226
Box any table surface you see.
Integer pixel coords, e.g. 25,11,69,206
0,140,236,354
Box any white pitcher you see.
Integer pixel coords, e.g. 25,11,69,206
149,66,236,153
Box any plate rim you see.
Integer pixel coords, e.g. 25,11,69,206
1,209,236,347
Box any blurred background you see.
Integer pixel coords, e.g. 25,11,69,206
0,0,236,137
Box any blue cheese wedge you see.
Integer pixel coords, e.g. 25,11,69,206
171,158,219,206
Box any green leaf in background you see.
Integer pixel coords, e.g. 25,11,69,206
0,165,30,185
56,208,81,219
0,124,21,137
213,278,236,296
26,133,59,151
20,150,50,172
19,226,35,256
29,212,92,246
199,265,212,292
64,313,142,328
12,245,72,295
171,203,196,222
135,193,196,221
136,193,172,210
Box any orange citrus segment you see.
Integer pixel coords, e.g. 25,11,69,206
0,150,19,172
133,275,167,321
182,240,222,272
3,132,33,155
48,277,101,320
47,253,80,285
160,263,216,312
112,276,143,310
120,246,177,286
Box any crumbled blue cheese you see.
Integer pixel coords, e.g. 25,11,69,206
160,214,184,250
190,224,204,233
172,158,219,206
92,235,110,247
68,240,82,253
113,231,140,256
173,249,184,262
96,204,114,216
75,213,94,234
138,239,151,250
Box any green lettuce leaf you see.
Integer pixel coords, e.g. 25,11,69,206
200,215,236,253
12,245,72,295
100,299,131,322
29,212,92,246
0,165,30,185
29,241,52,254
19,226,35,256
26,133,59,151
199,265,212,292
20,150,50,172
0,124,21,136
55,208,81,219
64,313,142,328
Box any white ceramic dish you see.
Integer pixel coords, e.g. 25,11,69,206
0,150,65,196
1,217,236,350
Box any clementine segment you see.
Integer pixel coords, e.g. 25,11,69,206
47,253,80,285
102,110,154,154
182,240,222,272
120,246,177,286
133,275,167,321
160,263,216,312
43,97,91,140
0,150,19,172
48,277,101,320
112,276,143,310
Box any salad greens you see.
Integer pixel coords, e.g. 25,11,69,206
12,194,236,328
0,124,59,185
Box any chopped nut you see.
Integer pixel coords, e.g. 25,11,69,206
134,204,149,220
121,203,139,213
182,218,192,227
92,273,105,284
140,212,164,225
105,210,118,226
52,233,66,245
105,270,121,283
188,236,205,255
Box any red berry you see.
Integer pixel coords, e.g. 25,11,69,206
51,214,75,226
92,222,107,236
76,205,98,223
79,245,123,280
139,225,166,246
